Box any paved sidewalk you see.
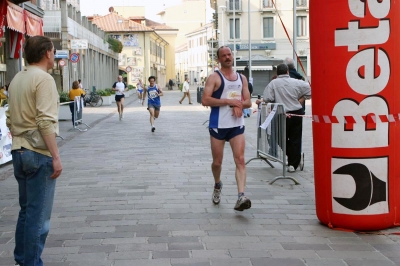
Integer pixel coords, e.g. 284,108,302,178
1,86,400,266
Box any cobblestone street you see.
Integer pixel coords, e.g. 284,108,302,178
1,86,400,266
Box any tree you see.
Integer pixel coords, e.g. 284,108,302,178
107,37,123,53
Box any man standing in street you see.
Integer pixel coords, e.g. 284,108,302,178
6,35,62,266
142,76,163,132
202,46,252,211
262,63,311,172
179,77,192,104
112,75,128,121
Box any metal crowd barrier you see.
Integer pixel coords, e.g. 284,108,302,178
246,103,300,185
73,96,90,132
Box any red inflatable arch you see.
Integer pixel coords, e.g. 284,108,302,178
310,0,400,230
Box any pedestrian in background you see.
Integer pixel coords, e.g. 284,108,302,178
285,57,305,81
68,80,85,126
6,35,62,266
179,77,192,104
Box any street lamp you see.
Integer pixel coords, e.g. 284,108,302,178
211,29,219,72
219,5,226,46
233,0,236,72
205,25,209,78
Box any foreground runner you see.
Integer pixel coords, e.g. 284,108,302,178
112,75,127,120
142,76,163,132
201,46,252,211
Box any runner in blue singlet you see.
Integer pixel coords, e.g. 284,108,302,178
142,76,163,132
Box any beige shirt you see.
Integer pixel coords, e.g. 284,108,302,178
263,74,311,112
183,81,189,92
6,66,59,157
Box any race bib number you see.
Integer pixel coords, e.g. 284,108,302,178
149,90,158,99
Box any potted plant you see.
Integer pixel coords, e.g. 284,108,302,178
109,88,116,102
97,89,112,106
58,91,71,120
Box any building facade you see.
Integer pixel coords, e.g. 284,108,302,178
184,23,215,85
118,9,178,87
213,0,310,94
175,43,188,86
37,0,80,10
42,0,119,92
157,0,207,48
92,12,171,88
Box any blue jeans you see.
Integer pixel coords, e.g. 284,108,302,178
12,148,56,266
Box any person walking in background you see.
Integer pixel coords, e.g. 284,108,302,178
68,80,85,126
112,75,128,121
168,79,173,90
262,63,311,172
6,35,62,266
142,76,163,132
202,46,252,212
179,77,192,104
137,79,144,104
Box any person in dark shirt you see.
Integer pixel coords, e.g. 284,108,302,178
285,57,305,81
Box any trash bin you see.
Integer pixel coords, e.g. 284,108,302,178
197,86,204,104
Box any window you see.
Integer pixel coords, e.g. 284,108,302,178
229,18,240,39
297,16,307,37
263,0,273,8
263,17,274,38
228,0,241,11
297,56,307,78
296,0,307,7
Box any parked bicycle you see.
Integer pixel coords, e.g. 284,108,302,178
84,89,103,107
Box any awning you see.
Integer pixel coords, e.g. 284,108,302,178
25,10,43,36
236,66,273,71
6,1,25,34
0,1,7,39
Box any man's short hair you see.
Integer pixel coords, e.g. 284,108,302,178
24,36,53,64
216,46,232,59
78,79,81,83
284,57,295,69
276,64,289,75
148,76,156,82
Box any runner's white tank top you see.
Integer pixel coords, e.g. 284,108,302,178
209,71,244,129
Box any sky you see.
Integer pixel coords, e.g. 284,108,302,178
80,0,187,21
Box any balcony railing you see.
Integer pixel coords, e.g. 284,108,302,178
43,11,113,53
227,0,242,12
296,0,307,7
